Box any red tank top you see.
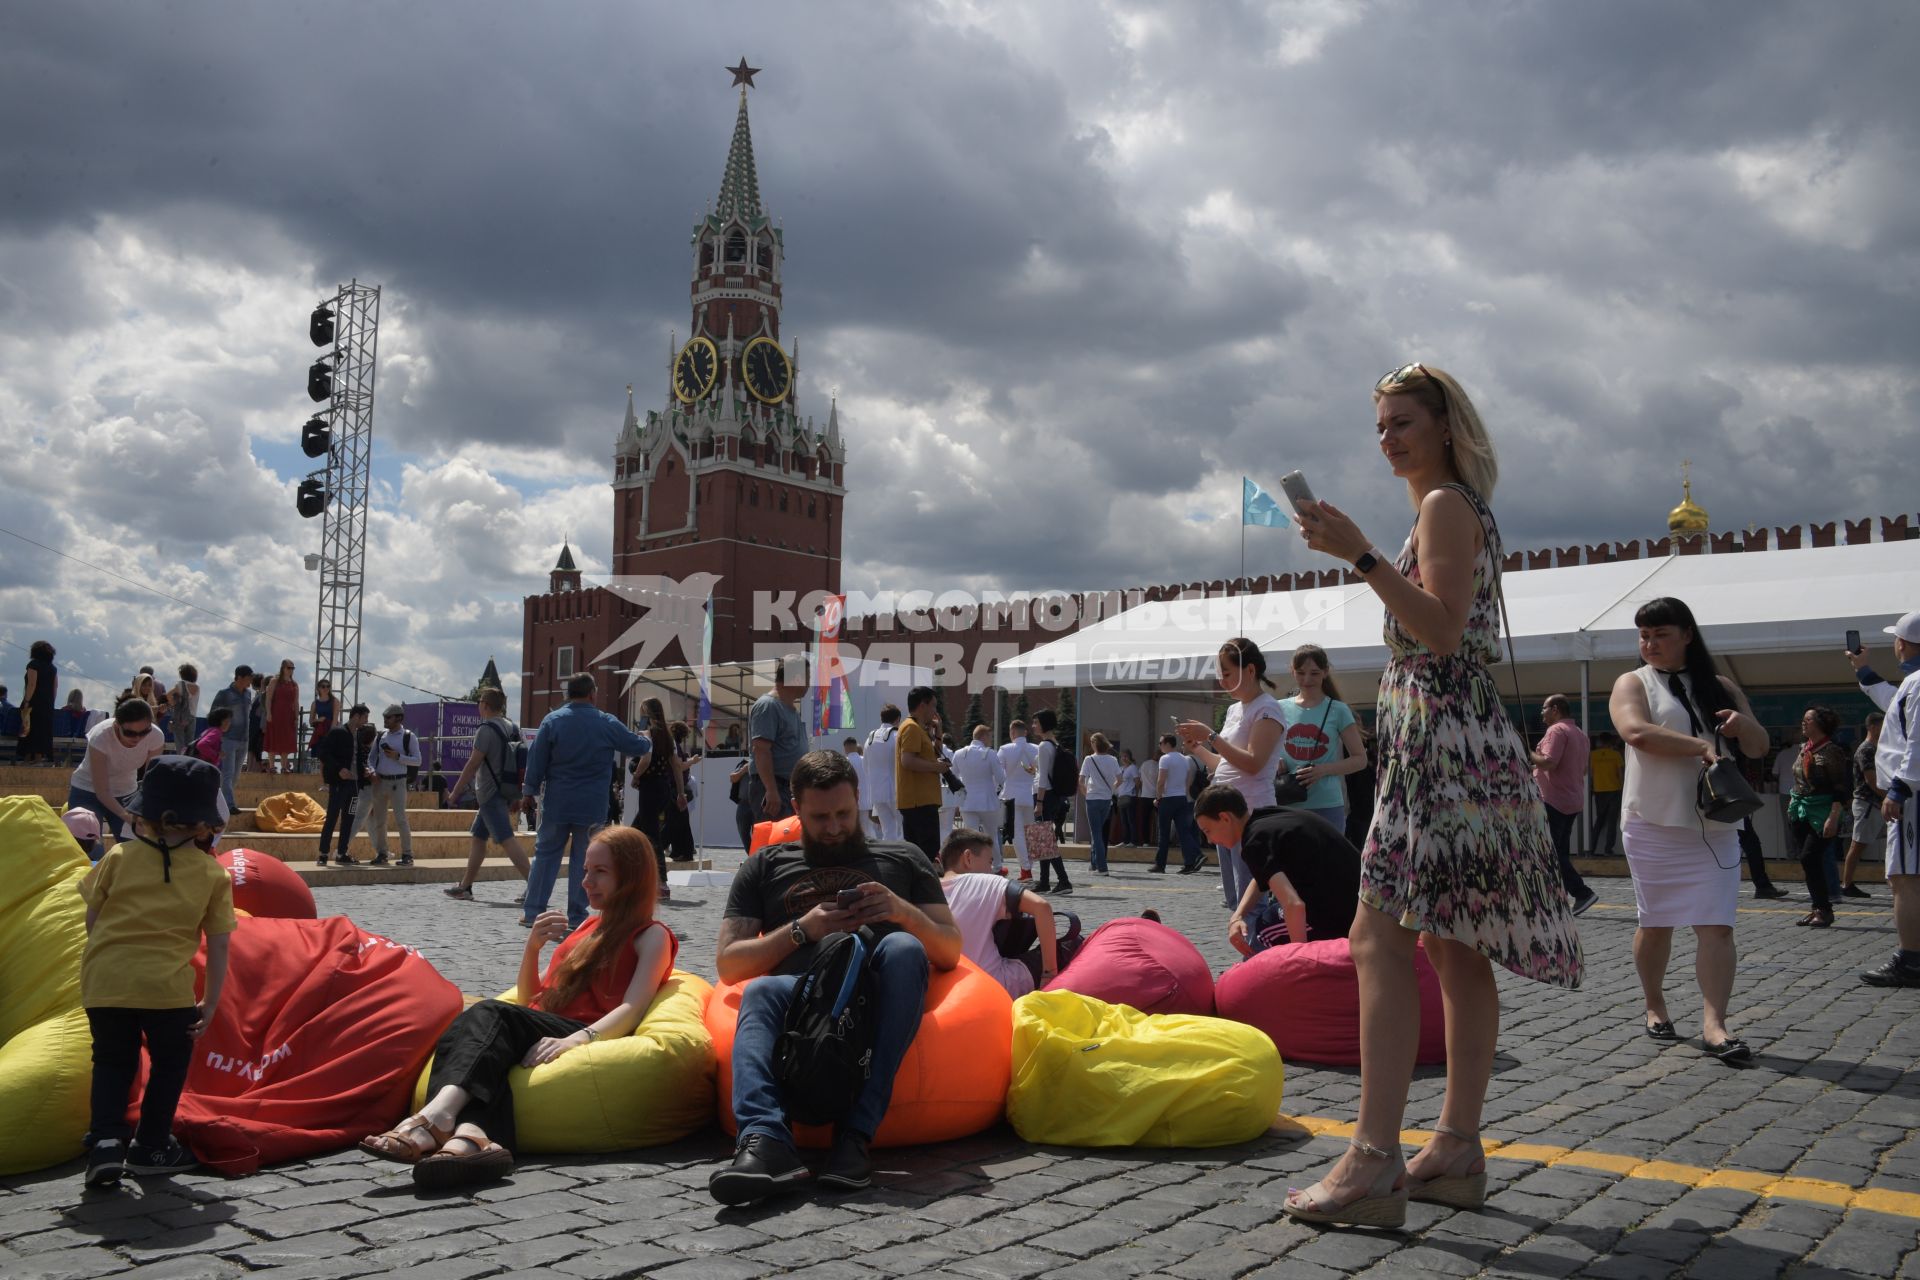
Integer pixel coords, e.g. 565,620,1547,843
538,918,678,1023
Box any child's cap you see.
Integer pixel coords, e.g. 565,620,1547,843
124,756,224,829
61,808,101,844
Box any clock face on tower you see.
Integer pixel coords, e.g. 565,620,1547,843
741,336,793,404
673,336,718,403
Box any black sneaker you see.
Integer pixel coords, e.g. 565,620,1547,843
1572,889,1599,917
1842,884,1872,899
1860,957,1920,988
1149,866,1167,874
315,852,330,866
1051,885,1074,896
396,854,414,867
817,1130,872,1192
84,1139,126,1189
371,853,390,866
125,1137,198,1177
1177,863,1202,875
709,1134,811,1206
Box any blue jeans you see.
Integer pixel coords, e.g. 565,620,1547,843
1220,843,1251,907
218,739,248,810
1154,795,1202,871
524,820,598,927
1305,803,1347,836
732,932,930,1147
1087,799,1112,871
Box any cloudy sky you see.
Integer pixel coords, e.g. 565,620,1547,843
2,0,1914,712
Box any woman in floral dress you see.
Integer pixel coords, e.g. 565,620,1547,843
1285,363,1582,1229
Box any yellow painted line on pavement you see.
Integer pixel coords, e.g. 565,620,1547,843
1274,1114,1920,1219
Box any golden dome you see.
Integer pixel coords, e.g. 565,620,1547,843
1667,465,1709,534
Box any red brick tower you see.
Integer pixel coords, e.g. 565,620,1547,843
522,66,845,723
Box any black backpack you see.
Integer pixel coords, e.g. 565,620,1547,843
480,719,527,800
773,928,878,1126
1048,741,1076,796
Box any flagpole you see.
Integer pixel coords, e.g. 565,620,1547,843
1239,511,1246,636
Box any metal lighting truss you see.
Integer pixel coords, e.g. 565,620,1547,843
310,280,380,711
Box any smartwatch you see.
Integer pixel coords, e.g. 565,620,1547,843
788,919,807,947
1353,547,1383,575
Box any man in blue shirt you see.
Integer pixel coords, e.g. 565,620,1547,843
206,665,255,811
748,655,810,822
522,672,653,927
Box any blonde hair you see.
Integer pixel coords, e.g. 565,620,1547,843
1374,363,1497,508
1088,732,1111,754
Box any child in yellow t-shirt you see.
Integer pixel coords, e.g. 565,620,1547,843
78,757,237,1188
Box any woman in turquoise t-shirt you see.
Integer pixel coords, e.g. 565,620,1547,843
1277,645,1368,833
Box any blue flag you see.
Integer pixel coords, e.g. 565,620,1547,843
1242,477,1290,528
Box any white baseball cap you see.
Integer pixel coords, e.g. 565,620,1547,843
1886,611,1920,644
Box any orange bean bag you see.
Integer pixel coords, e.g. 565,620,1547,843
252,791,327,834
1214,936,1447,1067
704,952,1011,1148
749,815,802,854
217,848,317,920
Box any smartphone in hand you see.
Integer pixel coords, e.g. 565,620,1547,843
1846,629,1862,655
836,887,864,910
1279,470,1317,516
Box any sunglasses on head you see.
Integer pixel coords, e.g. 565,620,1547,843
1376,362,1448,415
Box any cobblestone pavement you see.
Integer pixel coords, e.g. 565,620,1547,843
6,848,1920,1279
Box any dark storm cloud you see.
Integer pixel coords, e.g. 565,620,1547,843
2,0,1917,669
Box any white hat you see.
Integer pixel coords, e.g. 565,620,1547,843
1885,611,1920,644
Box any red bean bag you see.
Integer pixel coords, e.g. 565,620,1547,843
1214,937,1447,1067
704,953,1011,1149
749,815,802,854
130,915,464,1174
217,848,317,920
1043,917,1215,1016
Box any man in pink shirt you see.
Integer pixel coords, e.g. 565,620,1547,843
1530,694,1596,916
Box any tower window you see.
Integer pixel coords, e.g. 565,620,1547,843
700,241,714,268
757,243,772,270
726,231,746,263
779,492,789,513
556,646,575,679
809,499,817,519
750,486,759,507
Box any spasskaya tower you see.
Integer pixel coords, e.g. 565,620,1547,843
521,60,845,721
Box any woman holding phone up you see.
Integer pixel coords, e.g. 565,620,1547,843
1283,363,1581,1229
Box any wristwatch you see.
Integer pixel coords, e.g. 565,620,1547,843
788,919,807,947
582,1026,599,1040
1353,547,1382,575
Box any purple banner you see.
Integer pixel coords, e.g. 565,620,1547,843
402,701,482,778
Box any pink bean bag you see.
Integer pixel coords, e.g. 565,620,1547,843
217,848,318,920
1042,917,1214,1016
1214,937,1447,1067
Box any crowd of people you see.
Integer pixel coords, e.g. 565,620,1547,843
46,363,1920,1228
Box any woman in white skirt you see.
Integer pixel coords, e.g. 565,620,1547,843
1610,596,1770,1063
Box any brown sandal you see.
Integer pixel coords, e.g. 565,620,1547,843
358,1114,451,1165
412,1135,514,1188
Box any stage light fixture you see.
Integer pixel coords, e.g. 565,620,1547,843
300,414,332,458
310,303,335,347
307,360,333,402
296,476,327,518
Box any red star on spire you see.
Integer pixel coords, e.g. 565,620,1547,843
727,58,760,89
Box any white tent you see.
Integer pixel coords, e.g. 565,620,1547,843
998,540,1920,699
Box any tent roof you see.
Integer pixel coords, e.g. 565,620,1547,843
998,541,1920,690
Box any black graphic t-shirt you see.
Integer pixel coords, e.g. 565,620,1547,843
723,841,946,975
1238,807,1361,942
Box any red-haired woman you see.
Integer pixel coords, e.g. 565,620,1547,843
360,825,676,1186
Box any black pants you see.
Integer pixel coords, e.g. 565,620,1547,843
664,803,696,861
1737,819,1775,893
1788,816,1835,912
635,786,674,881
425,999,587,1152
901,804,942,861
320,780,358,855
1545,803,1589,899
88,1006,196,1147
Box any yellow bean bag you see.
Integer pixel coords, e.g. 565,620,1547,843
413,970,715,1154
0,795,94,1175
1007,989,1284,1148
253,791,328,834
